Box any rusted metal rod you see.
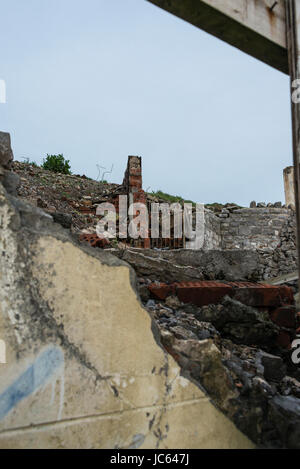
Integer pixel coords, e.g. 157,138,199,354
285,0,300,303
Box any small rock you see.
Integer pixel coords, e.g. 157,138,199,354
169,326,198,341
37,197,48,209
52,212,72,229
173,339,237,404
139,285,150,302
258,351,286,382
250,201,257,208
160,329,175,348
165,295,181,309
252,376,275,397
269,396,300,449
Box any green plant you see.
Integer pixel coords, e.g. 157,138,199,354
42,154,71,174
149,190,196,206
23,158,38,167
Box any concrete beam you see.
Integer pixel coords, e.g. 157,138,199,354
147,0,288,74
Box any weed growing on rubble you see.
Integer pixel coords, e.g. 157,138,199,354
149,189,196,206
42,154,71,175
23,157,38,167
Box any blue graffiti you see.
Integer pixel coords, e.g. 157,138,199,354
0,346,64,420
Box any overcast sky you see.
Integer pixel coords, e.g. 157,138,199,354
0,0,293,206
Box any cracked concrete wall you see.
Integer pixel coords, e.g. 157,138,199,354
0,182,253,449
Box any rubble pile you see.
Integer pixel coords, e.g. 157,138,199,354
143,293,300,448
5,146,300,448
12,160,122,233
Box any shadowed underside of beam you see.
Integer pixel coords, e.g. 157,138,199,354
147,0,288,74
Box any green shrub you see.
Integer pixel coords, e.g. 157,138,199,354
42,154,71,174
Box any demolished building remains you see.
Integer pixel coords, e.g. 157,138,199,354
0,132,300,448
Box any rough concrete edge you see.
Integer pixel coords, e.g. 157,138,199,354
2,184,254,446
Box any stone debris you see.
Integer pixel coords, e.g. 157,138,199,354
258,351,287,383
12,160,121,234
4,140,300,448
143,293,300,448
11,156,297,282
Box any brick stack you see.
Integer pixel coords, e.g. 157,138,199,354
148,281,296,349
123,156,150,248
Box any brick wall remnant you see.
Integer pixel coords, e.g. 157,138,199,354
123,155,142,193
123,155,150,248
81,155,297,272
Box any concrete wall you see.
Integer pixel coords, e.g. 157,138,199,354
0,181,253,449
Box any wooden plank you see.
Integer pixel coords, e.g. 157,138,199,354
285,0,300,304
147,0,288,73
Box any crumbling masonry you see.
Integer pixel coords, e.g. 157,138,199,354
1,134,300,448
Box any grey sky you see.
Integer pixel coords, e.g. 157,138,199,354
0,0,293,206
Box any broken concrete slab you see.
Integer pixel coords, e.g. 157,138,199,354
113,248,263,283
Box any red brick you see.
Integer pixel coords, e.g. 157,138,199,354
232,284,294,308
79,233,110,249
175,281,233,307
129,176,142,189
143,238,151,249
148,281,295,310
148,284,176,301
130,167,142,176
270,305,296,329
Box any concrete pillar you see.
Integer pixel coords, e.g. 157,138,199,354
283,166,295,207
